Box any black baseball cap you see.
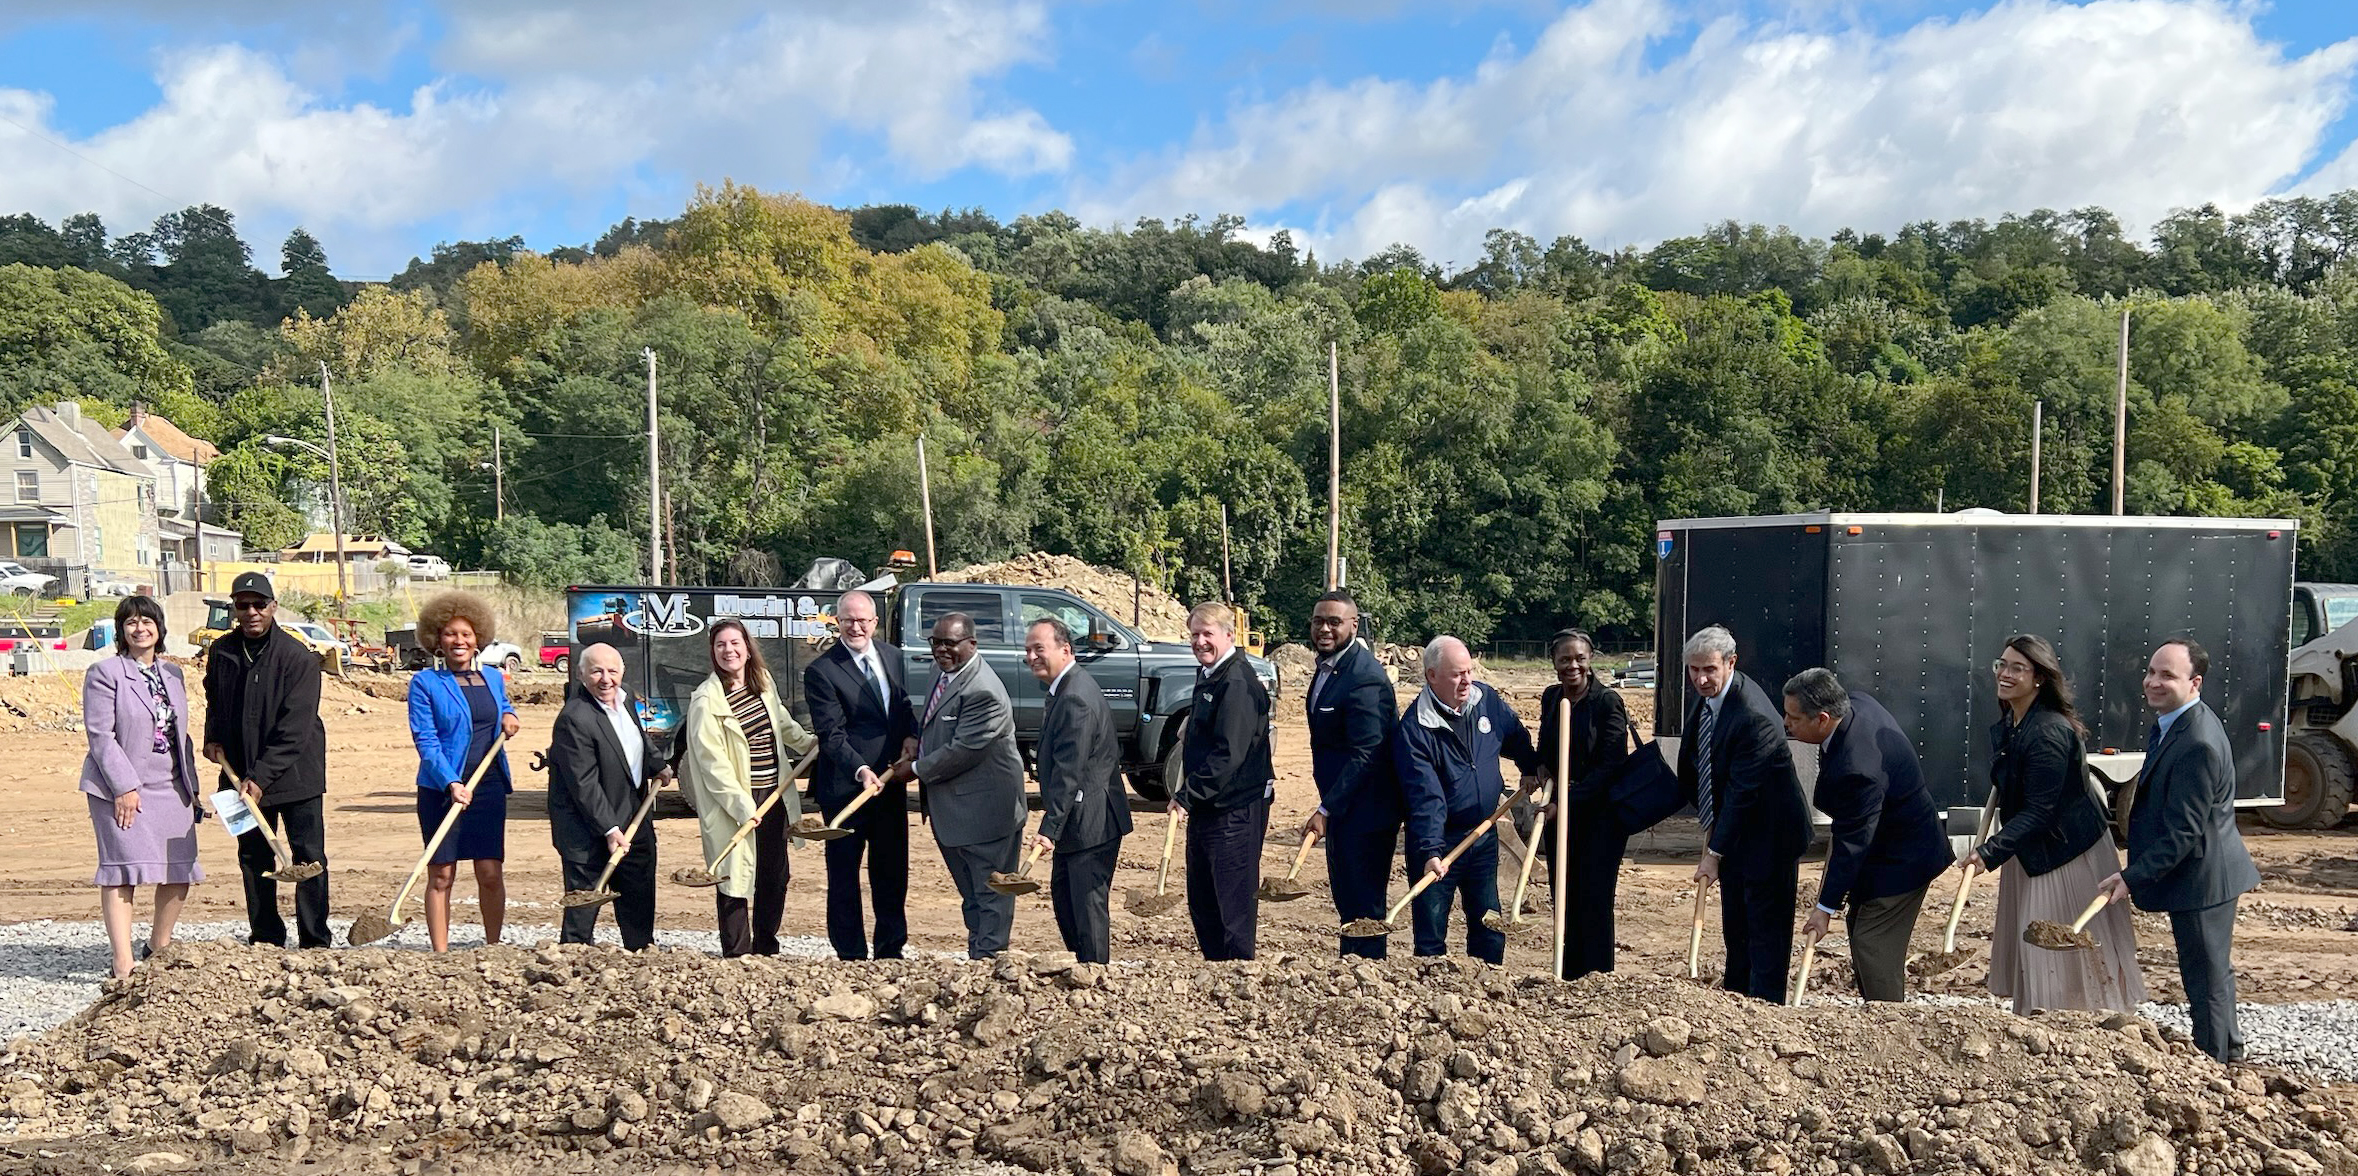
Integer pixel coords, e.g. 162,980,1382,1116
230,571,275,601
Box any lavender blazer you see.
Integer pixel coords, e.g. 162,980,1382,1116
81,655,201,805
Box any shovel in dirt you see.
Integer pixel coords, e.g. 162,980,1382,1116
988,842,1049,896
1790,927,1822,1004
671,746,823,888
1482,784,1551,935
349,734,508,946
1915,799,2003,976
2023,891,2113,952
1341,789,1522,938
558,781,663,910
1257,829,1318,903
793,782,879,843
1685,882,1712,980
1124,812,1185,917
219,770,325,884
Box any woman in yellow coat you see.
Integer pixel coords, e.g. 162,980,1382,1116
680,619,815,957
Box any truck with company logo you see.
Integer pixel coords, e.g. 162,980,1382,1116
565,581,1280,803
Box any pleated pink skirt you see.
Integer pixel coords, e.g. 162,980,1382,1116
1986,830,2145,1015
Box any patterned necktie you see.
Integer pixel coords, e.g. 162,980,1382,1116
923,673,949,723
1695,700,1719,835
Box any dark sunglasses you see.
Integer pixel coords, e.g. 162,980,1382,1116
233,600,271,612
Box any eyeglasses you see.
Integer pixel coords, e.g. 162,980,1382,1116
1991,660,2031,678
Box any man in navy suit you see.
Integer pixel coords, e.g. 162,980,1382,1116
804,590,919,960
1026,617,1132,964
1678,625,1811,1003
2101,638,2260,1063
1299,590,1402,959
1782,669,1950,1002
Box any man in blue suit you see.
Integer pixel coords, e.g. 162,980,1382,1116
1394,635,1540,964
1299,590,1403,959
1782,669,1950,1002
2102,638,2260,1063
804,590,919,960
1678,625,1811,1003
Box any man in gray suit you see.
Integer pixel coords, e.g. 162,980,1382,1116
878,613,1027,958
2101,637,2260,1063
1026,617,1132,964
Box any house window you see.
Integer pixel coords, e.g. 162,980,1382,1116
91,530,101,562
132,444,149,460
14,472,36,503
12,525,44,558
15,431,29,459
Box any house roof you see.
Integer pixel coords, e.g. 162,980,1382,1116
113,413,219,465
281,533,406,559
15,404,150,477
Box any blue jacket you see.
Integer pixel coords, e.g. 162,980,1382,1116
2123,700,2260,912
1306,641,1402,836
408,666,516,793
1393,684,1540,861
1812,692,1951,910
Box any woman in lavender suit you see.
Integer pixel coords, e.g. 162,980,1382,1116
81,595,204,977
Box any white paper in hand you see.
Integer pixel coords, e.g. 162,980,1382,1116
212,788,259,838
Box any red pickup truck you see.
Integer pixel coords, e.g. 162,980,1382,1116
537,631,570,673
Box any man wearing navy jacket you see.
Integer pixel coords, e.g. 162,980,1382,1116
1026,617,1132,964
1678,625,1811,1003
1300,590,1402,959
1393,635,1540,964
804,590,919,960
1781,669,1950,1002
1177,601,1275,961
2101,638,2260,1063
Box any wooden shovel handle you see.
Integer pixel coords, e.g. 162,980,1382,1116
392,733,509,923
1508,783,1550,920
1283,828,1316,882
1792,933,1819,1004
707,746,821,872
826,785,877,828
1686,884,1710,980
1944,798,2001,952
1385,797,1522,924
222,770,293,871
588,782,664,895
1016,841,1047,879
1152,812,1181,896
2068,891,2112,934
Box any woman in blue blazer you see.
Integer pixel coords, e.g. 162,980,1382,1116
406,591,519,952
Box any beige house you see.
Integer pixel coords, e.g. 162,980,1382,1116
1,403,158,593
112,404,241,567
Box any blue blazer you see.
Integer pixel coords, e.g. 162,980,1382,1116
1812,692,1951,910
2123,700,2260,912
408,666,516,792
1305,641,1402,836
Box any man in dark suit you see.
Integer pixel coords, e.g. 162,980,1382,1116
1678,625,1811,1002
1025,617,1132,964
1178,601,1275,961
1301,590,1402,960
878,613,1027,959
202,572,331,949
804,590,919,960
2102,638,2261,1063
1781,669,1950,1002
548,643,671,949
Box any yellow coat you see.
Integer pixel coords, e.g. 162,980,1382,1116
680,673,816,898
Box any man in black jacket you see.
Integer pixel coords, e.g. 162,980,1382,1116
1300,590,1402,959
804,590,919,960
1678,625,1810,1002
549,643,670,949
201,572,331,949
1026,617,1132,963
1782,669,1950,1002
1177,601,1274,961
2102,638,2261,1063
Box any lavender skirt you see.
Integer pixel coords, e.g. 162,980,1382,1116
87,782,204,888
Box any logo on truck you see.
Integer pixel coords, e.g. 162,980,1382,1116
626,593,707,638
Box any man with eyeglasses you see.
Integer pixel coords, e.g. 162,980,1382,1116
1300,589,1401,959
803,590,919,960
202,572,332,949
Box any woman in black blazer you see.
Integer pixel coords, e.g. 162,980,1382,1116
1964,634,2144,1014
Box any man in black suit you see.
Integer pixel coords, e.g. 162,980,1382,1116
2102,638,2261,1063
1025,617,1132,964
804,590,919,960
1678,625,1811,1003
1781,669,1950,1002
1178,601,1275,961
548,643,671,949
1300,590,1402,960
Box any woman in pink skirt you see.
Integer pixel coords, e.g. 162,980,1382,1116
81,595,203,978
1965,634,2144,1014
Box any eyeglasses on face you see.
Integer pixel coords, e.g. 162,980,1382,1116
1991,660,2032,678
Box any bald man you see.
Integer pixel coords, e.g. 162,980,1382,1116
1392,636,1540,964
548,642,670,949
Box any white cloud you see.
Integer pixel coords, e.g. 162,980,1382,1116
1079,0,2358,264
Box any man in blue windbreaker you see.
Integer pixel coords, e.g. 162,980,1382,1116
1393,635,1540,964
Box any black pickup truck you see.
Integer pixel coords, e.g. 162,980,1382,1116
566,581,1279,801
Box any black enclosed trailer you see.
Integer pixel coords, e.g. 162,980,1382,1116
1651,511,2296,826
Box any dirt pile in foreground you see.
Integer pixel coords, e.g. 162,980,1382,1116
5,941,2355,1176
938,554,1191,642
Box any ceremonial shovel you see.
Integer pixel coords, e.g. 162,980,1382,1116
1686,883,1712,980
2024,891,2113,952
1124,813,1185,916
1482,783,1551,936
669,747,821,888
349,734,507,945
794,783,880,842
558,782,663,910
1915,799,2003,976
988,842,1049,896
1341,789,1521,938
219,770,324,884
1257,829,1318,903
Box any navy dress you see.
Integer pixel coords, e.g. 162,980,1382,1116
416,677,510,863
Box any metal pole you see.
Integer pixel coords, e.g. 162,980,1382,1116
2028,400,2043,514
1220,502,1233,601
2112,308,2129,516
644,348,662,583
1550,696,1571,979
319,362,347,604
915,434,938,579
493,423,504,522
192,454,205,593
1326,342,1340,590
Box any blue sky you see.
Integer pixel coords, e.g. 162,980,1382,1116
3,1,2358,277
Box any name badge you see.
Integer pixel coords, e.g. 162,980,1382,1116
1477,716,1492,734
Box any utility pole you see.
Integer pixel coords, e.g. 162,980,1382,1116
2112,308,2129,516
318,362,348,604
915,434,938,579
1219,502,1233,601
492,423,505,522
644,348,662,583
2029,400,2043,514
192,453,206,593
1326,342,1340,590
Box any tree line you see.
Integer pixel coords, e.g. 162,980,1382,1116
3,186,2357,645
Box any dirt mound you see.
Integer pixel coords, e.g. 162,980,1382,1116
938,554,1191,642
6,941,2353,1176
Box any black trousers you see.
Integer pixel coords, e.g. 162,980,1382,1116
1050,835,1122,964
2170,897,2244,1063
1186,795,1268,962
558,833,657,950
1547,817,1628,981
1720,855,1800,1004
749,785,793,955
1846,884,1930,1002
715,893,753,958
236,795,330,949
823,790,909,960
1327,821,1399,960
939,831,1022,959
